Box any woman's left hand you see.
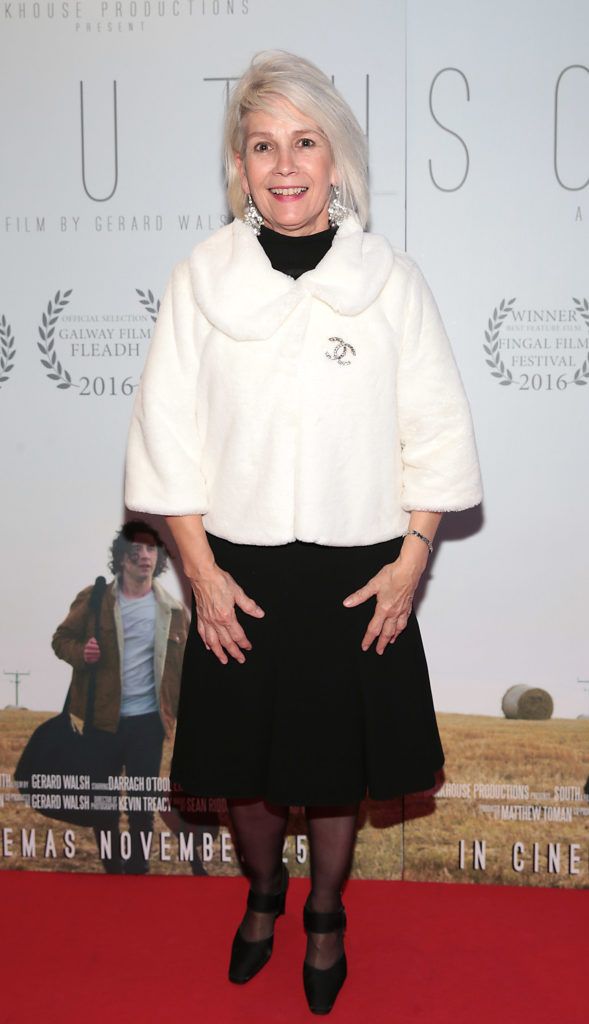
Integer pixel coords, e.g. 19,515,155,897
342,547,428,654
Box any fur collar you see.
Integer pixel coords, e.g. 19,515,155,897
188,215,395,341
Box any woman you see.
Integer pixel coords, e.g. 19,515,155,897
125,51,482,1014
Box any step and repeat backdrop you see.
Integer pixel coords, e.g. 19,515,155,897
1,0,587,885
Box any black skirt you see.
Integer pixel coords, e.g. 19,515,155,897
170,533,444,806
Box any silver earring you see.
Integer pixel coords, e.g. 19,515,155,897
327,184,348,228
244,193,263,235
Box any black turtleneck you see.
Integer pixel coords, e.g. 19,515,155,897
258,224,337,279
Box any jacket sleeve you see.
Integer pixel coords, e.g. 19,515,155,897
396,261,483,512
51,587,93,671
125,260,209,515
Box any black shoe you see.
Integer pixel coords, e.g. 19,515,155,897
302,899,347,1015
228,864,289,984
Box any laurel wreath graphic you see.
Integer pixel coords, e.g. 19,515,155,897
483,298,516,386
485,296,589,388
571,298,589,386
136,288,160,324
0,315,16,389
37,290,75,389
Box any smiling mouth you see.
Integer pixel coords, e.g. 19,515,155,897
269,187,308,196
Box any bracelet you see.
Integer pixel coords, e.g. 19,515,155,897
402,529,434,555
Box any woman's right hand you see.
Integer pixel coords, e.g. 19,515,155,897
189,565,265,665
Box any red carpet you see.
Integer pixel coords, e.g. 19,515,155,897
1,873,587,1024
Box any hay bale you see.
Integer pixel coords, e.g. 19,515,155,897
501,684,553,720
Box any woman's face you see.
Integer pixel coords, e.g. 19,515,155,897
234,98,336,236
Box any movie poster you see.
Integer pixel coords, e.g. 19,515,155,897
401,0,589,889
0,0,405,878
1,0,587,885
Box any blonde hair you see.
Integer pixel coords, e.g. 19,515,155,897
224,50,369,227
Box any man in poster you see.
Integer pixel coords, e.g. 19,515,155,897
52,520,190,874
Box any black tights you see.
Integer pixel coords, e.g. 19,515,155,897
227,799,358,968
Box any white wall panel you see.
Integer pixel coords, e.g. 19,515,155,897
406,0,589,718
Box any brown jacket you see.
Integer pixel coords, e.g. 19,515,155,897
52,577,189,740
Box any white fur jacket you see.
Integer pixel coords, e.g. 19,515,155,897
125,215,482,545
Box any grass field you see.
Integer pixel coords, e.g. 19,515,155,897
0,708,401,878
403,713,589,888
1,709,587,887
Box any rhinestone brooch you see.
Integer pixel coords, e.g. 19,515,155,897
325,337,356,366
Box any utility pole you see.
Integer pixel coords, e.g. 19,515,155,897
578,678,589,715
3,671,30,708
